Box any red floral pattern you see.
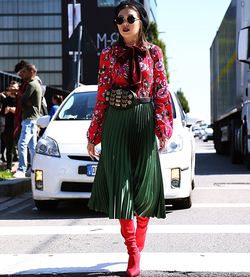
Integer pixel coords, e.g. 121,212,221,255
87,43,173,145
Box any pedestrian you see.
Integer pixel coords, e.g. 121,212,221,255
14,64,42,178
86,1,173,276
0,81,17,171
49,94,63,119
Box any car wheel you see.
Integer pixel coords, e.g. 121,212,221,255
34,200,58,211
172,196,192,210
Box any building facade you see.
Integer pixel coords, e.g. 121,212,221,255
0,0,63,88
0,0,157,91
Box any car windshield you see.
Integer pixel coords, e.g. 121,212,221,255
56,91,97,120
55,90,177,120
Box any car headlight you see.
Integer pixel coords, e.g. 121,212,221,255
36,136,61,157
161,134,183,154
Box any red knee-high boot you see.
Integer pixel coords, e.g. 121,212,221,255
135,215,150,252
119,219,141,277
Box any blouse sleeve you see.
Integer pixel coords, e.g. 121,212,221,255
151,45,173,140
87,47,113,145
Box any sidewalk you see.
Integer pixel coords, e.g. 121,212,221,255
0,162,31,198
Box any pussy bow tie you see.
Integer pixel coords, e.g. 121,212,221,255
117,45,147,85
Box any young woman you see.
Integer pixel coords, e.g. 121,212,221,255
87,1,173,276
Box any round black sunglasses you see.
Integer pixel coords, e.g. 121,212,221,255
114,15,140,25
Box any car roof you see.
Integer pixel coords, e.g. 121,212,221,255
72,85,98,93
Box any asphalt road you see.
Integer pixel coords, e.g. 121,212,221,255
1,140,250,277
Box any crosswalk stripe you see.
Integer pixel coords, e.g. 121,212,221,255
1,252,250,274
195,185,250,190
1,224,250,235
192,203,250,208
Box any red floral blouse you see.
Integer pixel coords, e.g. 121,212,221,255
87,43,173,145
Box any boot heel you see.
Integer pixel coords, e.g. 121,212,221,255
127,252,141,277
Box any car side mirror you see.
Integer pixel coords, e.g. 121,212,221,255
238,27,250,64
37,115,50,128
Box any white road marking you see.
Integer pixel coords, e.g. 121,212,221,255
195,185,250,190
192,203,250,208
0,252,250,274
1,224,250,235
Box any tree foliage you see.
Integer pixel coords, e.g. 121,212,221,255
146,22,170,81
177,88,190,113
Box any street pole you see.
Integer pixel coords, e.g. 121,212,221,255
76,25,82,87
73,0,77,88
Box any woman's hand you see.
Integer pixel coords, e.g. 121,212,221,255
158,138,168,152
87,143,99,160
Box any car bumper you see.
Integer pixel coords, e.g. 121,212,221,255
31,153,97,200
32,150,192,202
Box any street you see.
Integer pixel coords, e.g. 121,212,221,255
0,140,250,276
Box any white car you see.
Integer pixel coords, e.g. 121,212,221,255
32,85,195,211
202,125,214,142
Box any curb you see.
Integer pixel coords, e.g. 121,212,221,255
0,178,31,197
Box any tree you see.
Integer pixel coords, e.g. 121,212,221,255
177,88,190,113
146,22,170,81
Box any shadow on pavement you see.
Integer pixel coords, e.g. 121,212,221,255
195,152,250,176
3,271,250,276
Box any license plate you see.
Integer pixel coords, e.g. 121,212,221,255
87,164,97,176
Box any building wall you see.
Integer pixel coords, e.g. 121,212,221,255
0,0,157,90
0,0,63,88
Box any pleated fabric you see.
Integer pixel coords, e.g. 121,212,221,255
88,103,166,219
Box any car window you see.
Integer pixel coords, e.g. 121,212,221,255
56,91,97,120
169,94,176,119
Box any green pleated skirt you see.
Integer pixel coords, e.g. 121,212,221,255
88,103,166,219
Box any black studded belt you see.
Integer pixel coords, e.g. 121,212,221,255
104,88,152,109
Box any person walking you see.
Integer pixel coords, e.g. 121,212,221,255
14,64,42,178
87,1,173,276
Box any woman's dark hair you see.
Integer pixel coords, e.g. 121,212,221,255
114,0,149,46
14,60,29,73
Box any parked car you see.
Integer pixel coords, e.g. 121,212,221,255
202,124,214,142
32,85,195,211
191,125,201,138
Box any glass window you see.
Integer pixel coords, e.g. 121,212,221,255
0,0,61,14
0,30,61,43
30,59,62,71
0,45,18,57
0,45,61,58
97,0,125,7
0,0,18,13
0,59,19,72
39,73,62,87
18,45,62,57
17,16,61,28
57,92,97,120
0,15,61,29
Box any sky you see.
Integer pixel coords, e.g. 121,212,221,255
157,0,232,123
